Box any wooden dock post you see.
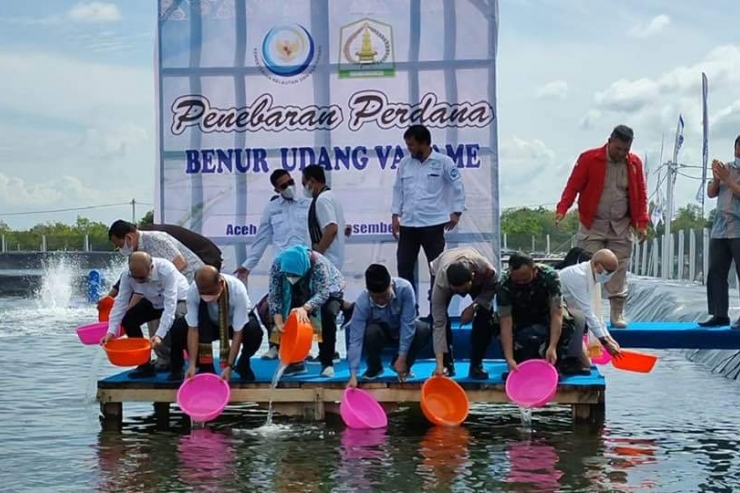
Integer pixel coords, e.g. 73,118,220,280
100,402,122,430
154,402,170,429
571,389,605,426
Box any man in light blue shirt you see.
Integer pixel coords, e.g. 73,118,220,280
346,264,431,386
235,169,311,358
700,135,740,328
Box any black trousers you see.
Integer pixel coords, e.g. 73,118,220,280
706,238,740,318
364,319,431,371
319,297,342,367
437,285,493,366
169,312,263,371
396,224,446,299
121,299,162,338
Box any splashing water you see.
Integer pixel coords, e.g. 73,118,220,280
519,406,533,429
265,363,288,426
34,256,80,310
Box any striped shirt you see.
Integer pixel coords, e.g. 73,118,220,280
711,159,740,239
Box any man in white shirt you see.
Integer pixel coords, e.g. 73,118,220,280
558,249,622,357
391,124,466,299
302,164,346,270
168,266,263,382
100,252,189,378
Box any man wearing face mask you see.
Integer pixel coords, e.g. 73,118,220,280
497,253,587,376
234,169,311,359
168,266,263,382
302,164,346,270
558,249,622,357
346,264,431,386
391,124,466,307
556,125,648,328
699,135,740,328
100,252,189,379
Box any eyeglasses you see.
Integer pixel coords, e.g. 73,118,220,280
275,179,295,191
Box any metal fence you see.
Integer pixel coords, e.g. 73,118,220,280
0,234,113,253
630,229,712,284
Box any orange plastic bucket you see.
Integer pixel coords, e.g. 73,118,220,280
421,376,469,426
97,296,115,322
104,338,152,367
612,349,658,373
279,311,313,365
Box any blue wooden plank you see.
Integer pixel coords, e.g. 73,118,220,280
99,358,605,388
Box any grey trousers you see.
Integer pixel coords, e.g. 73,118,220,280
706,238,740,318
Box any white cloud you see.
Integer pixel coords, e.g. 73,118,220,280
712,100,740,137
0,174,63,207
628,14,670,39
68,2,122,23
535,80,568,100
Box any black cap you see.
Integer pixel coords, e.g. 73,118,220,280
365,264,391,293
446,262,472,287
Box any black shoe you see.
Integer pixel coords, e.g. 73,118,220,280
283,362,307,376
167,370,184,381
237,366,255,382
468,364,489,380
361,367,384,380
129,363,156,379
699,316,730,327
443,353,456,377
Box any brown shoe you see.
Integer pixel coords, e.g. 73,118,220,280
610,298,628,328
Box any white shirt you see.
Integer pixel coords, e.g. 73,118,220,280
314,189,346,269
558,261,610,339
139,230,204,282
185,274,252,332
107,257,190,338
391,150,466,227
242,195,311,271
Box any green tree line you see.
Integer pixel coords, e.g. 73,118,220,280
0,206,713,253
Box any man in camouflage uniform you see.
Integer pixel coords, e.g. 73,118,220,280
496,252,587,376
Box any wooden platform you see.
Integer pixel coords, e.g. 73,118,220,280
97,358,606,428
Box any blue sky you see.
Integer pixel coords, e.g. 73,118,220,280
1,0,739,228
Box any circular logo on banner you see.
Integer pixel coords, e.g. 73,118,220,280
260,24,315,78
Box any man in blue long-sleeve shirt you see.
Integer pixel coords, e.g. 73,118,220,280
346,264,431,387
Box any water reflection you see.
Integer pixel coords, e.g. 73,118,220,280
336,428,389,492
178,428,237,491
505,441,563,492
418,426,471,491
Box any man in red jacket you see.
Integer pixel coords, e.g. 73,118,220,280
555,125,648,328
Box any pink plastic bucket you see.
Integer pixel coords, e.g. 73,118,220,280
340,388,387,429
177,374,231,422
76,321,122,345
505,359,558,408
592,348,612,365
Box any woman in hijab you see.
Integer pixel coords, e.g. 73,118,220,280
268,245,345,377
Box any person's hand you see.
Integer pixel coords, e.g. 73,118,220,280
637,228,648,243
274,321,285,335
100,333,114,346
602,336,622,357
347,374,358,388
460,304,476,325
391,215,400,241
344,225,352,238
545,346,558,365
235,267,249,282
394,356,408,381
220,366,232,381
185,364,197,380
433,363,446,377
506,358,518,373
716,162,731,182
151,335,162,349
293,306,310,324
712,160,722,180
445,213,460,231
555,213,565,227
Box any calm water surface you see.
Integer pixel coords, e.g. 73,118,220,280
2,267,740,492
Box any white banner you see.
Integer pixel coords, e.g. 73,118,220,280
155,0,500,299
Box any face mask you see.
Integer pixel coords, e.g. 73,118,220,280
373,302,388,309
120,238,134,256
134,275,151,284
287,275,301,285
281,185,296,200
303,184,313,198
595,269,614,284
734,158,740,167
201,293,219,303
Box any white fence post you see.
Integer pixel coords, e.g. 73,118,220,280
546,235,551,255
703,228,710,285
651,237,659,277
0,235,5,254
677,230,685,280
689,229,696,282
41,235,47,252
640,239,648,275
84,234,90,252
